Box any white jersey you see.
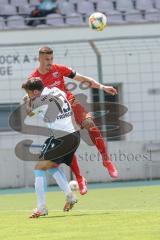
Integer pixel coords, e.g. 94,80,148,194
31,87,79,137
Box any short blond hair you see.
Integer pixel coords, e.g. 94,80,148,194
39,46,53,55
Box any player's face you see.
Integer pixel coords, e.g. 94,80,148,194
39,53,53,70
27,90,40,100
27,90,36,100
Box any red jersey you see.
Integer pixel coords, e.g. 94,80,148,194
29,64,76,101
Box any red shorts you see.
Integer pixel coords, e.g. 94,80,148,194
70,99,92,126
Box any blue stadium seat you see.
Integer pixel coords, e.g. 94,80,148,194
46,13,65,26
77,1,94,15
66,13,85,26
97,0,115,14
0,4,17,16
0,16,6,29
58,1,75,15
10,0,28,6
7,15,28,29
136,0,154,11
116,0,134,12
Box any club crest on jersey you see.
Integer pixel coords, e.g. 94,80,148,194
53,72,59,78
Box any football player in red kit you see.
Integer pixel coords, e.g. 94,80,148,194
27,46,118,194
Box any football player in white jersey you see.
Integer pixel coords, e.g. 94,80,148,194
22,77,81,218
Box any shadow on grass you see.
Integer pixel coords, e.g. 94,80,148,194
41,211,110,219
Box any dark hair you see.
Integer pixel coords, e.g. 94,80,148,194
39,46,53,55
22,77,44,91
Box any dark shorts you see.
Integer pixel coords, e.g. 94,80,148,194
39,131,80,166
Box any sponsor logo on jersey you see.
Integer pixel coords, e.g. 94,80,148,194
57,112,72,120
49,81,61,88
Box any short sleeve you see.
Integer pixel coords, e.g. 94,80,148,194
57,64,76,79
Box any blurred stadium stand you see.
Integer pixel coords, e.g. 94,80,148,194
46,13,65,26
65,13,86,26
0,0,159,29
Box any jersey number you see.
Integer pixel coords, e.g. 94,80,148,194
53,93,71,114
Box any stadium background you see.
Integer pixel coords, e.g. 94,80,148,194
0,0,160,188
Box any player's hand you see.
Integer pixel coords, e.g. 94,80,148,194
25,98,35,116
23,95,30,103
102,86,118,96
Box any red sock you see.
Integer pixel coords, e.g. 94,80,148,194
88,127,110,161
70,154,83,181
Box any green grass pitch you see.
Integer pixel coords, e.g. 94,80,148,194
0,183,160,240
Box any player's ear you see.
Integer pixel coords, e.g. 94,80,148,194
34,90,40,96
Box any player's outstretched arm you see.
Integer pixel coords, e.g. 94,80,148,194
73,73,117,96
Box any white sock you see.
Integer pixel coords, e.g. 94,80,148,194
34,170,46,210
48,168,71,196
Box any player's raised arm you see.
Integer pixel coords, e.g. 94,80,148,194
22,82,36,117
22,95,35,117
73,73,118,96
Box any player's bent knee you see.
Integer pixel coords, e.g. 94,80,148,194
82,118,95,130
35,160,55,170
